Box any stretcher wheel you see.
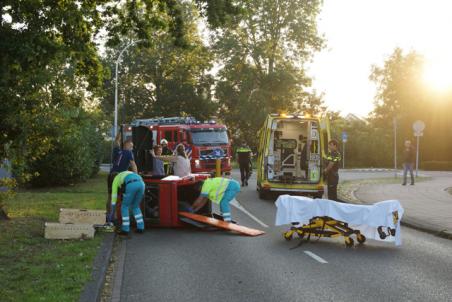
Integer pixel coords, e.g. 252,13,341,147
389,228,396,236
377,226,387,239
357,234,366,244
296,231,305,239
345,237,354,248
283,232,293,241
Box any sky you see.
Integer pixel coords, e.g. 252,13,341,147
307,0,452,117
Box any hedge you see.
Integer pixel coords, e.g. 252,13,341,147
421,161,452,171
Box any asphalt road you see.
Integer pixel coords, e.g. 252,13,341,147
115,171,452,302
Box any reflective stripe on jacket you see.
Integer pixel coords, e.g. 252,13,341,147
200,177,231,204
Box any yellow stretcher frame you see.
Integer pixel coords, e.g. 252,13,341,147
283,216,367,248
283,213,399,247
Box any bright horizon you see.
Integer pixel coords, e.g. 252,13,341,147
308,0,452,117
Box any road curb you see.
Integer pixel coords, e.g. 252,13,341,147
79,232,115,302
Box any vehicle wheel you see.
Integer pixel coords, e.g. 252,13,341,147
313,193,324,199
357,234,366,244
283,231,293,241
389,227,396,236
296,230,305,239
259,190,269,200
345,237,354,248
377,226,387,239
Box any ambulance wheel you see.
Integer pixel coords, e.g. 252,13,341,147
283,232,293,241
259,190,269,200
345,237,354,248
357,234,366,244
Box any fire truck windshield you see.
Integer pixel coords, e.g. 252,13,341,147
190,128,229,146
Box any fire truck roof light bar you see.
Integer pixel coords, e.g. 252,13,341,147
131,117,216,127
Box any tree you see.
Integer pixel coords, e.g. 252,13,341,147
102,1,217,122
1,1,108,183
212,0,325,145
369,48,452,166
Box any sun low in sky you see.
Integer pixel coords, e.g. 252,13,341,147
308,0,452,117
422,53,452,92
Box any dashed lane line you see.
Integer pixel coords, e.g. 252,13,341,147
230,199,270,228
304,250,328,264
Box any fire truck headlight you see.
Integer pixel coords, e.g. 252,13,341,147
195,159,200,167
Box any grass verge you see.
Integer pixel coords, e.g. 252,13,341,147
338,176,431,202
0,173,107,302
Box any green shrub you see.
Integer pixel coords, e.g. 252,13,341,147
101,139,113,165
0,177,16,219
28,111,103,187
421,161,452,171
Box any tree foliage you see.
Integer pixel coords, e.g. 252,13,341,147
332,48,452,169
369,48,452,165
102,1,217,122
212,0,325,145
1,1,108,184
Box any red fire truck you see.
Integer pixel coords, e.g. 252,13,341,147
128,117,232,174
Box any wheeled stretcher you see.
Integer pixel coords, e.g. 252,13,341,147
275,195,404,247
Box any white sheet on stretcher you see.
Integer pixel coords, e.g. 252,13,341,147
275,195,405,246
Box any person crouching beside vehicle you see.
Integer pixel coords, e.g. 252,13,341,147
109,171,145,235
191,176,241,222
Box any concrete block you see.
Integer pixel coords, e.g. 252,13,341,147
59,208,106,225
44,222,95,240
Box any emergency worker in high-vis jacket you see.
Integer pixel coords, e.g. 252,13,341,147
191,177,241,222
110,171,145,234
236,143,253,187
323,139,341,201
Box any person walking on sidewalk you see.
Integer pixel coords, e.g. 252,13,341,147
324,139,341,201
191,176,241,222
109,171,145,235
236,142,253,186
402,139,416,185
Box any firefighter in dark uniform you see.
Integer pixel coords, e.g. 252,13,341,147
236,142,253,187
323,139,341,201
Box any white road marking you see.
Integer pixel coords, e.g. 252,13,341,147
304,250,328,264
230,199,269,228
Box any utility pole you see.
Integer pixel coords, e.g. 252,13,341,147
393,117,397,178
413,120,425,177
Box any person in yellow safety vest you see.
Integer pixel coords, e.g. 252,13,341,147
191,176,241,222
236,142,253,186
109,171,145,235
160,138,173,174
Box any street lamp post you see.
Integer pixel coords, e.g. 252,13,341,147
114,39,144,138
393,117,397,178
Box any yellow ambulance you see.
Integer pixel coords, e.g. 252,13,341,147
256,113,331,199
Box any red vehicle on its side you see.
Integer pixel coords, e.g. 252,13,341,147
128,117,232,174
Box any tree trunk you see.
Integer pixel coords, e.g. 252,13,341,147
0,207,9,220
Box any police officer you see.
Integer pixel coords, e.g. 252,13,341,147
109,171,145,235
191,176,241,222
323,139,341,201
236,142,253,186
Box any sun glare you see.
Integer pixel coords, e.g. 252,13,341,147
422,58,452,92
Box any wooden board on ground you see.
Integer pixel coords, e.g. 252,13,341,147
59,208,106,225
178,212,265,236
45,222,95,239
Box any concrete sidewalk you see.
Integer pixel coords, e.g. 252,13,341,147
353,171,452,238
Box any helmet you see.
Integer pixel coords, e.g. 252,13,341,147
160,139,168,145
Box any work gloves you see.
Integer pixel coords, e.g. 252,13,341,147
108,205,116,224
